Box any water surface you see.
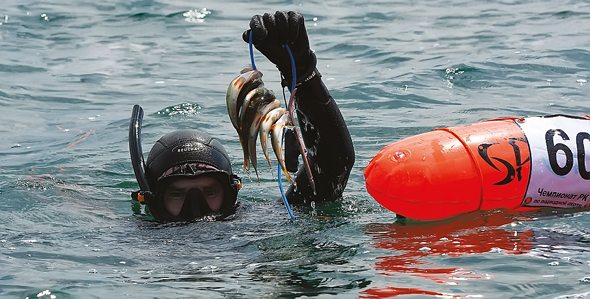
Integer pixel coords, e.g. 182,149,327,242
1,0,590,298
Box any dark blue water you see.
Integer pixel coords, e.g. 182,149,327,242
1,0,590,298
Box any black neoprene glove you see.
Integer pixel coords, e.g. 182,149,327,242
242,11,316,89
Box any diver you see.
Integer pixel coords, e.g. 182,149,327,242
129,11,355,221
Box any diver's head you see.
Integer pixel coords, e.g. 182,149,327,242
145,129,240,221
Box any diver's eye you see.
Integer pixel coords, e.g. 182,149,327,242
169,191,185,199
203,189,219,198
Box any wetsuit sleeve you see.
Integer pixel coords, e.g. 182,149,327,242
285,68,355,204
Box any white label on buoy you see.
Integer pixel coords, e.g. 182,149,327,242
518,115,590,208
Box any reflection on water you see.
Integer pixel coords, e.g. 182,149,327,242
361,210,535,298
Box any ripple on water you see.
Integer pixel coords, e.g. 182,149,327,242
1,0,590,298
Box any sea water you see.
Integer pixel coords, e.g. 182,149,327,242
1,0,590,298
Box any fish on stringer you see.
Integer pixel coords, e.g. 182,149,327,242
226,67,294,182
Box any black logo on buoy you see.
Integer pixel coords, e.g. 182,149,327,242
478,137,530,185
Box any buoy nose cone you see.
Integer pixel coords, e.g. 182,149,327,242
365,130,481,221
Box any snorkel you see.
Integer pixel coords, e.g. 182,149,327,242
129,104,163,220
129,104,150,191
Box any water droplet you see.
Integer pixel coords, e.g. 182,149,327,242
390,150,410,162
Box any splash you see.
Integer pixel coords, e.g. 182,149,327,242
183,8,211,23
157,103,201,116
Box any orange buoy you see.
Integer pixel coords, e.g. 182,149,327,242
364,114,590,221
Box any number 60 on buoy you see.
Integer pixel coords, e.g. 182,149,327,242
364,114,590,221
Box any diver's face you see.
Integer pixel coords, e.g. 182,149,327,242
163,176,225,216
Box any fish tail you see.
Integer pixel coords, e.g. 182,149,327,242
239,134,250,170
260,131,273,169
249,139,260,182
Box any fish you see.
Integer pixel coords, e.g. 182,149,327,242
236,86,266,171
226,66,263,130
238,87,279,180
259,107,287,168
225,67,297,183
270,113,294,182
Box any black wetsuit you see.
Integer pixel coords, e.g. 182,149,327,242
285,70,355,205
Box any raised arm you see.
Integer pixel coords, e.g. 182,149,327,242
244,11,354,204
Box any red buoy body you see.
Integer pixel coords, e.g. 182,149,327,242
364,115,590,221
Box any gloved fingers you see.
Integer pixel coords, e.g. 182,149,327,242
287,11,302,45
242,29,250,43
290,12,310,52
242,14,278,55
243,11,307,47
263,12,278,42
242,13,279,44
274,11,289,45
250,14,267,41
241,14,262,44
